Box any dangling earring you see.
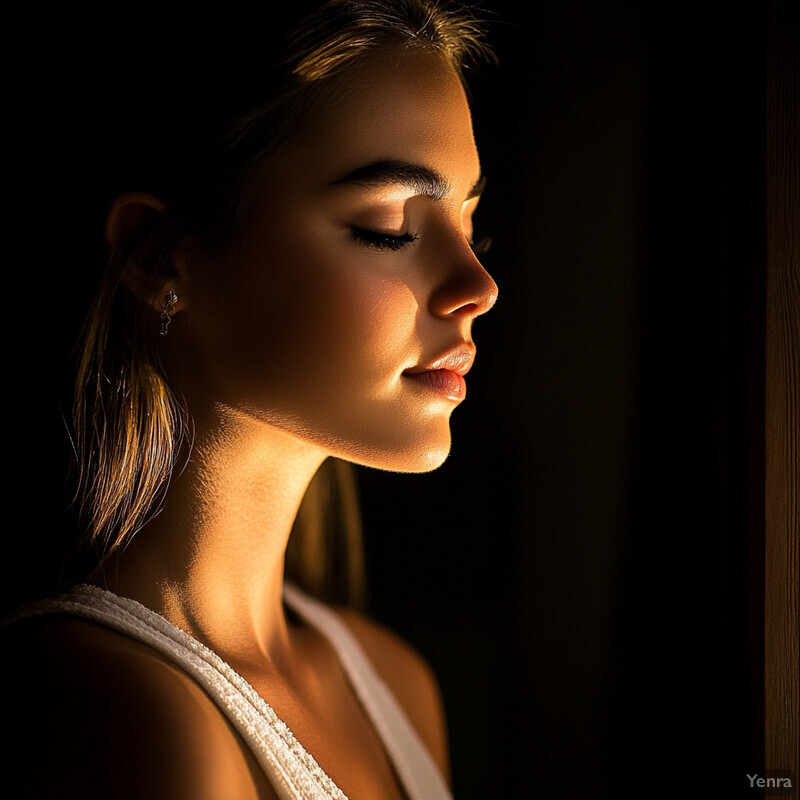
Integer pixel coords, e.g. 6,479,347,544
160,290,178,336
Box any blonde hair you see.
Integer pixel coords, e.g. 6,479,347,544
73,0,493,606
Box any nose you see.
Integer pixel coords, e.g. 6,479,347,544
428,240,499,319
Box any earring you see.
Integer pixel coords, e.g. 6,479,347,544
159,290,178,336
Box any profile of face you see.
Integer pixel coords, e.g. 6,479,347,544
171,46,498,472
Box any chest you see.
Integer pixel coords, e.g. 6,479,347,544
236,650,409,800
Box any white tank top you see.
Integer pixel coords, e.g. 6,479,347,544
7,583,453,800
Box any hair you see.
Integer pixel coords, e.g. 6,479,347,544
72,0,494,606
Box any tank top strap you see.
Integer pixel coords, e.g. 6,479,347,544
283,584,453,800
4,584,345,800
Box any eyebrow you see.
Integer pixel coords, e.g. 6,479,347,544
331,159,485,201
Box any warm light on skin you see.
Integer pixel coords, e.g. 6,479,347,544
103,45,498,730
170,46,498,474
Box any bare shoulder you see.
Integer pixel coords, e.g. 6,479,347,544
333,606,450,781
1,614,276,800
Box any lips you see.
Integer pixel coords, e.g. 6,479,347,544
402,345,475,402
403,369,466,401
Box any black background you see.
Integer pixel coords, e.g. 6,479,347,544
6,2,770,798
359,2,767,798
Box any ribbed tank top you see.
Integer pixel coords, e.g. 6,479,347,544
6,583,453,800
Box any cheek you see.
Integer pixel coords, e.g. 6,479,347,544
189,236,421,407
284,259,421,399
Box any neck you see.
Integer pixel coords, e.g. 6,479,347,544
97,405,327,673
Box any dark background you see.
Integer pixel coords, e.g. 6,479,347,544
358,2,769,798
7,1,774,798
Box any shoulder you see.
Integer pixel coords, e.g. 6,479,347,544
333,606,450,782
1,614,274,799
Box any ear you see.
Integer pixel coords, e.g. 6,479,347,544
105,191,166,251
107,192,184,314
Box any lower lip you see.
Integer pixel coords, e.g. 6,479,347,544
403,369,466,402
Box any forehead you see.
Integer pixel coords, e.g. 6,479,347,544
271,47,481,195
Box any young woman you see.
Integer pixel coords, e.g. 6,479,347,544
3,2,498,798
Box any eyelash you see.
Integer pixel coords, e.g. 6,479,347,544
351,228,494,256
470,236,493,257
352,227,419,251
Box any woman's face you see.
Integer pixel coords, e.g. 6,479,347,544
180,47,498,472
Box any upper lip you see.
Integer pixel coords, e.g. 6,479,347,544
403,344,476,377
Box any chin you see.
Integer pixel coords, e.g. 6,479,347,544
351,434,453,475
294,406,457,473
409,442,452,473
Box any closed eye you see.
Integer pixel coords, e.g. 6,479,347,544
352,227,419,252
